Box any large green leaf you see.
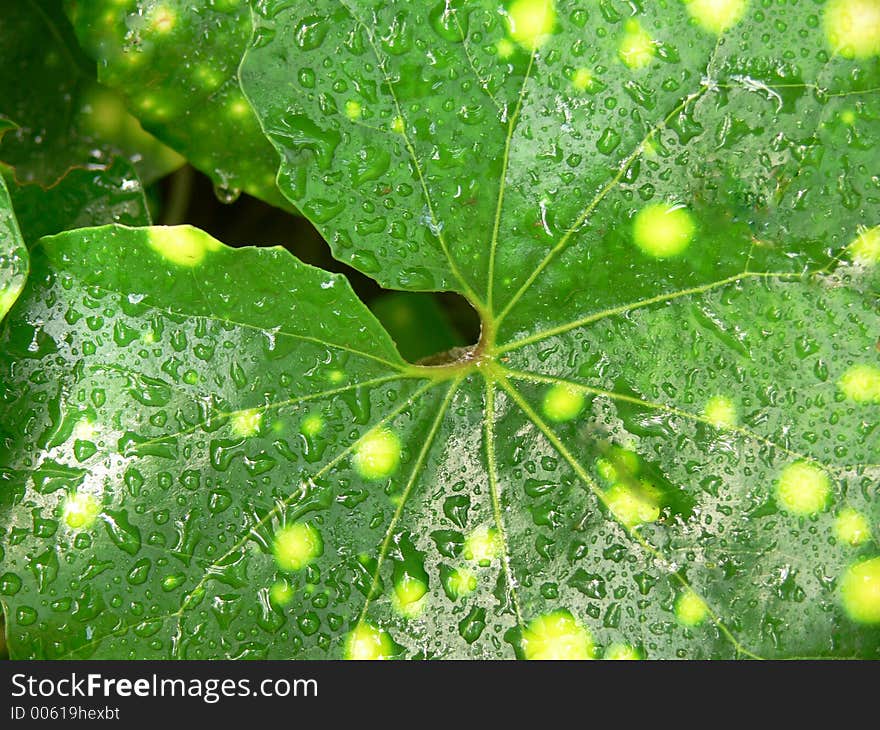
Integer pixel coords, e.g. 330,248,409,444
2,0,880,660
64,0,292,210
0,176,27,321
0,0,181,187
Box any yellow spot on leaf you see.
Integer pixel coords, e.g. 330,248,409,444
684,0,748,35
72,418,97,441
328,369,345,384
571,67,594,91
345,100,362,120
840,557,880,624
675,590,708,626
605,482,660,528
147,226,221,267
149,5,176,34
300,413,324,437
63,492,100,530
522,611,594,660
506,0,557,49
447,568,477,598
391,116,405,134
619,19,655,70
703,395,738,428
604,643,642,660
392,575,428,618
776,461,830,516
195,65,223,89
542,383,585,422
839,363,880,403
496,38,516,58
272,523,323,571
849,226,880,265
345,623,394,660
231,408,262,437
229,97,250,118
834,508,871,547
464,526,501,565
632,203,695,258
269,580,294,606
824,0,880,58
353,428,401,480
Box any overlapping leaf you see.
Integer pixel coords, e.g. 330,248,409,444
0,0,181,187
65,0,292,210
1,0,880,659
0,176,28,321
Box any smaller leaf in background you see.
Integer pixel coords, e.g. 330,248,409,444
65,0,292,211
1,158,152,247
0,175,28,320
0,0,181,188
370,292,466,363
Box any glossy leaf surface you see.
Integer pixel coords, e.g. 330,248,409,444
65,0,292,209
2,1,880,659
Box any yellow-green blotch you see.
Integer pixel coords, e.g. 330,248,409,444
703,395,738,428
684,0,748,35
506,0,557,49
272,523,323,571
619,19,655,70
838,363,880,404
392,575,428,618
447,568,477,598
834,508,871,547
839,557,880,624
521,611,594,660
228,97,250,118
328,369,345,383
391,116,405,134
72,418,97,441
496,38,516,58
605,483,660,528
345,623,394,660
231,408,262,437
464,526,502,565
849,226,880,265
300,413,324,437
604,643,642,660
776,461,830,516
353,428,401,480
63,492,100,530
269,580,295,606
632,203,696,258
149,4,176,34
675,590,708,626
345,100,362,120
571,68,594,91
824,0,880,58
542,383,585,422
147,226,221,267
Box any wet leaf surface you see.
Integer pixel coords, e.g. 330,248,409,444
1,0,880,659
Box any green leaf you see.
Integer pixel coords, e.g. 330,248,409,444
3,1,880,660
64,0,292,210
0,0,182,187
0,176,27,320
3,157,152,246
